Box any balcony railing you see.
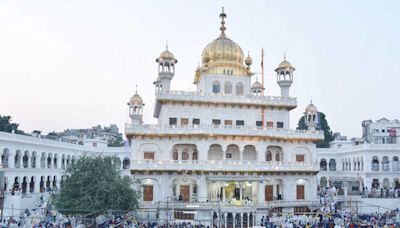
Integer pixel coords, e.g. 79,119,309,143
130,159,318,172
126,124,324,140
154,91,298,117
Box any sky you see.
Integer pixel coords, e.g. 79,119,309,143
0,0,399,138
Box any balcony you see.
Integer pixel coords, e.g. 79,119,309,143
125,124,324,141
130,159,319,172
154,90,297,117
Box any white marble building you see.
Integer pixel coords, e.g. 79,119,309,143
317,119,400,197
125,9,324,226
0,131,130,218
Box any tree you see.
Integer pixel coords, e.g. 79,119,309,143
297,112,334,148
107,137,124,147
54,156,140,214
0,115,25,134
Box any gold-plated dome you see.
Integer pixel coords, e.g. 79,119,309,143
156,44,177,64
128,92,143,106
194,8,251,83
278,59,293,69
305,103,318,113
159,49,175,59
275,54,295,71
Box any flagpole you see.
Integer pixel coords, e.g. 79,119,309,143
261,48,265,127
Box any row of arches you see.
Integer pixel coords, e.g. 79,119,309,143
371,156,399,171
2,148,131,170
212,81,244,95
320,157,365,171
4,175,66,195
1,148,76,169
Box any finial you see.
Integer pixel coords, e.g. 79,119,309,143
247,51,250,57
219,7,227,34
166,41,168,50
135,84,138,95
284,51,286,60
310,97,313,104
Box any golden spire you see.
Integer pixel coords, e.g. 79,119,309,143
219,7,227,36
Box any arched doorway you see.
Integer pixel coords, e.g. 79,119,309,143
29,176,35,193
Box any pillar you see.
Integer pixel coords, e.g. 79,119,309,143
233,213,236,228
239,185,243,202
247,213,250,227
9,152,15,168
240,213,243,228
222,186,225,202
224,213,227,228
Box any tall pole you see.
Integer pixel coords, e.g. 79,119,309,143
261,48,265,127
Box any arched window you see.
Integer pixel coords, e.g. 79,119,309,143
382,156,390,171
320,159,327,171
329,159,336,171
224,82,232,94
212,81,221,93
372,156,379,171
393,156,399,171
236,83,244,95
192,150,198,161
182,149,189,160
266,151,272,161
172,149,178,161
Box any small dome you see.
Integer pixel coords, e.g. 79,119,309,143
129,93,143,106
251,81,262,89
159,49,175,59
245,54,253,66
156,48,177,64
305,103,318,113
275,58,295,72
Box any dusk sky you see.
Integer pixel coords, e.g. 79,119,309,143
1,0,399,138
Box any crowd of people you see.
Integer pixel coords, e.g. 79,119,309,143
361,186,400,198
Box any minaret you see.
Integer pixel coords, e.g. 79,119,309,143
128,86,144,126
275,54,295,97
305,102,318,131
155,43,177,92
251,77,263,96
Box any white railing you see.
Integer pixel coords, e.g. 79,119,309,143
155,90,297,107
130,159,319,172
125,124,324,140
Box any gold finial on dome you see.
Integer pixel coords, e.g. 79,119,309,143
245,51,253,67
219,7,227,35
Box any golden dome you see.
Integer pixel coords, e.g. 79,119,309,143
156,45,177,64
128,93,143,106
275,55,295,71
201,34,244,65
195,8,250,83
305,103,318,113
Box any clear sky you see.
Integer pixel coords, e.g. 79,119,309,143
0,0,399,138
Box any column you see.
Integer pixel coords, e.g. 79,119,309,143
258,182,264,204
198,176,207,202
239,184,243,202
247,213,250,227
233,213,236,228
222,186,225,202
9,151,16,168
34,176,40,193
224,213,227,228
240,213,243,228
211,211,214,227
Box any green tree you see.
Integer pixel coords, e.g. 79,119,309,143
0,115,25,134
107,137,124,147
54,156,140,214
297,112,334,148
